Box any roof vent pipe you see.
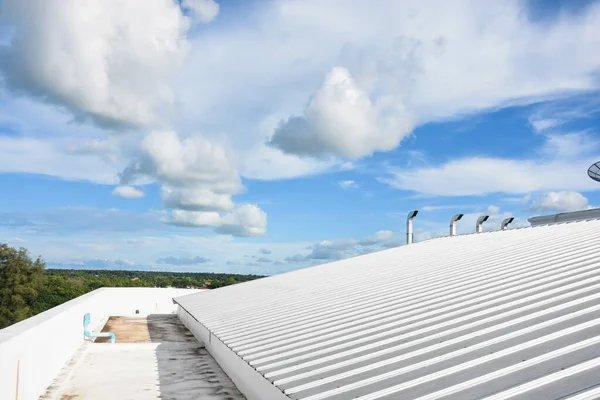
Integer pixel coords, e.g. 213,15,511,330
501,217,515,230
406,210,418,244
449,214,464,236
476,215,489,233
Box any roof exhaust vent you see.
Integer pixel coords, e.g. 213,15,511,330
476,215,489,233
501,217,514,230
406,210,418,245
449,214,464,236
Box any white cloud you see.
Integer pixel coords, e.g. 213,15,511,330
528,115,562,133
0,96,136,183
162,210,220,227
163,205,267,237
421,204,472,212
121,130,241,190
358,230,395,246
528,191,590,213
270,67,414,159
231,0,600,160
238,144,336,180
382,157,597,196
339,180,359,190
112,185,144,199
0,209,313,273
118,130,268,235
0,0,197,127
0,135,121,184
65,139,115,156
161,186,234,212
538,131,599,160
2,0,600,247
3,0,600,184
156,255,210,265
528,99,600,133
381,132,600,196
121,131,266,224
181,0,219,23
216,205,268,237
487,205,500,214
286,229,403,262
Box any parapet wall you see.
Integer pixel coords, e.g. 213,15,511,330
177,305,289,400
0,287,202,400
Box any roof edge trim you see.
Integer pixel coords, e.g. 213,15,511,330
528,208,600,226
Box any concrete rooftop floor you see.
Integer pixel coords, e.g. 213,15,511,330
51,315,245,400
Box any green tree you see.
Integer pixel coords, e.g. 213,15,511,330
0,243,45,329
225,277,236,286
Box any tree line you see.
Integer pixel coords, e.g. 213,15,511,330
0,243,263,329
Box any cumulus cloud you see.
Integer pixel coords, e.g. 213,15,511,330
270,67,414,159
120,130,267,235
163,204,267,237
156,255,210,265
259,248,272,255
4,0,600,248
0,0,196,126
256,257,272,263
161,186,234,211
121,131,241,189
215,205,268,237
254,0,600,160
112,185,144,199
528,191,590,213
181,0,219,23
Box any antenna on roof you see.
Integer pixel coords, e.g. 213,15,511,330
501,217,514,230
406,210,418,245
449,214,464,236
476,215,489,233
588,161,600,182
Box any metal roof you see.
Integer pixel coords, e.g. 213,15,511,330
175,216,600,400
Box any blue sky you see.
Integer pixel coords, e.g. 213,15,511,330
1,0,600,274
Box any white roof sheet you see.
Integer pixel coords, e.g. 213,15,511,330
175,217,600,400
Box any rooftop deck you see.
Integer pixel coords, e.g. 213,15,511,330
48,315,245,400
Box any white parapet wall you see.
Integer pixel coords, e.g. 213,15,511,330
0,287,203,400
177,305,289,400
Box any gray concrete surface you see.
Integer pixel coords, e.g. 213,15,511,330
55,315,245,400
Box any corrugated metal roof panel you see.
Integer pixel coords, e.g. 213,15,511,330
175,218,600,399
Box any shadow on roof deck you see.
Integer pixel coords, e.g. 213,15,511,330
54,315,245,400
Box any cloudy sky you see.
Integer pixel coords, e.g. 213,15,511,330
1,0,600,275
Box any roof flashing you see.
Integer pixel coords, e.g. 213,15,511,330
528,208,600,227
